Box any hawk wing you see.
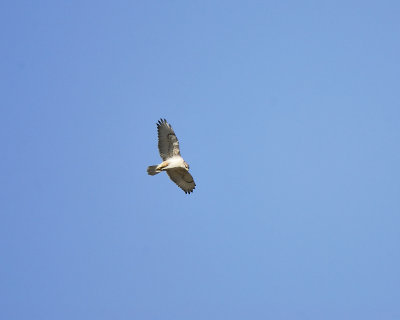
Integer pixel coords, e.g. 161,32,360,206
157,119,180,161
167,168,196,194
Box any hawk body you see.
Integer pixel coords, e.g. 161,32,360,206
147,119,196,194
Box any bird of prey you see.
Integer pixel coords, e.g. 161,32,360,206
147,119,196,194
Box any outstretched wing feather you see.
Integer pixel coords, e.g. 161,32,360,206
167,168,196,194
157,119,180,160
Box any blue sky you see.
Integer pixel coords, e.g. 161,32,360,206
1,1,400,319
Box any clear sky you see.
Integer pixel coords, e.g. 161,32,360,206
1,1,400,319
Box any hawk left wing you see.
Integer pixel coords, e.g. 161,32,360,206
167,168,196,194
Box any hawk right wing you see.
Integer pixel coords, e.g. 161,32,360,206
157,119,181,160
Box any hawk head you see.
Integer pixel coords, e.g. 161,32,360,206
183,161,190,171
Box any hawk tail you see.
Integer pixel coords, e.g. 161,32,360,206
147,165,160,176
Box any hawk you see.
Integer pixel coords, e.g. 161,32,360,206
147,119,196,194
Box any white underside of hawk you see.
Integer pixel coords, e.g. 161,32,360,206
147,119,196,194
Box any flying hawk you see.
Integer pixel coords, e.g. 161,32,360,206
147,119,196,194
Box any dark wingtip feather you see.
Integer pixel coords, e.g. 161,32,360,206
184,187,195,194
157,118,168,128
